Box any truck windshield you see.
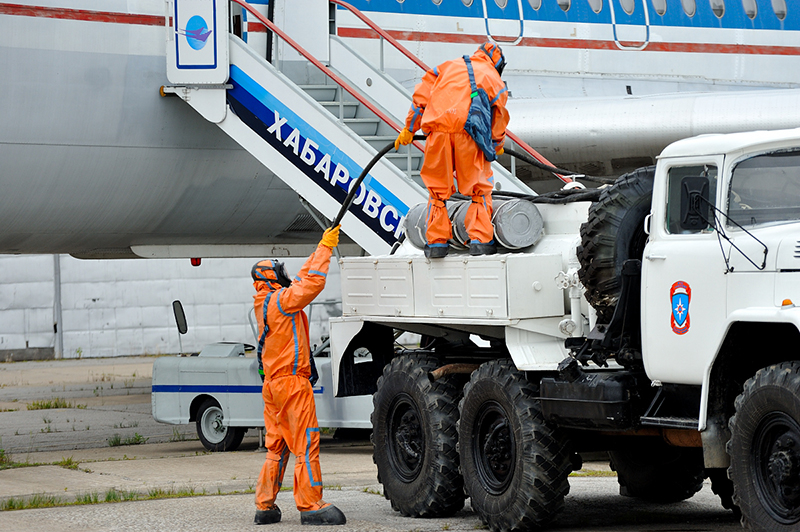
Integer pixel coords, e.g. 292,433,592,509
727,151,800,228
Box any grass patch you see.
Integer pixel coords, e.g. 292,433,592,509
27,398,86,410
2,484,222,512
56,457,79,470
76,492,100,505
0,408,19,412
569,469,617,477
3,493,64,510
0,455,43,471
107,433,148,447
170,427,188,442
362,487,382,495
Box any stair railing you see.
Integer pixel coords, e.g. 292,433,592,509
329,0,570,183
230,0,425,154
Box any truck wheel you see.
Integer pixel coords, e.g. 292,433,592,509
577,166,655,323
371,354,465,517
728,362,800,532
196,398,245,452
609,441,704,503
458,359,571,532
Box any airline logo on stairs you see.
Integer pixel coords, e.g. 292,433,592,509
227,65,408,245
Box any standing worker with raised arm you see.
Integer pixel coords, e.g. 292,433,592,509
395,42,509,258
251,225,346,526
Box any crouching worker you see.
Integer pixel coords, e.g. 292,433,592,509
251,226,346,526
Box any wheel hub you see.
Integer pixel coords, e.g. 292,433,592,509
474,401,515,495
387,395,424,483
754,413,800,524
396,410,422,461
767,435,799,503
483,419,511,477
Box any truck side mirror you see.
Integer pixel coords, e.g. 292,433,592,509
680,176,711,231
173,300,188,335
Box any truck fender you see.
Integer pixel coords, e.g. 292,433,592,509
700,308,800,467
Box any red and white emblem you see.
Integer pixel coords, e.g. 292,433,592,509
670,281,691,335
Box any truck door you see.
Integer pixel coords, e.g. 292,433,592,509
641,158,728,386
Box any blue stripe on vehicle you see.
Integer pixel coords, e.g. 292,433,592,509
151,385,263,393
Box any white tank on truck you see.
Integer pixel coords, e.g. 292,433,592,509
330,128,800,532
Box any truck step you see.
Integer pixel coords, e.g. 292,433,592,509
639,416,699,430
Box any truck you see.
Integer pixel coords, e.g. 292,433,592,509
328,128,800,532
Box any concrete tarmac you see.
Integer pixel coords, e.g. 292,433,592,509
0,357,743,532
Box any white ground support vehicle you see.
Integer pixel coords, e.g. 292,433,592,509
329,129,800,532
151,304,372,452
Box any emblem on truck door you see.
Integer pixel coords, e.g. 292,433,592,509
670,281,692,335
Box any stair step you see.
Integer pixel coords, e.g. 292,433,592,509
319,101,359,119
343,117,380,136
361,136,425,154
299,84,338,101
383,153,422,172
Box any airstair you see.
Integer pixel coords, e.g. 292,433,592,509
163,0,538,256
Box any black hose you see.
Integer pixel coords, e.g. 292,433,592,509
492,188,603,204
504,148,615,185
330,136,427,228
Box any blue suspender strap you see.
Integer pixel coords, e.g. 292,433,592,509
463,56,478,97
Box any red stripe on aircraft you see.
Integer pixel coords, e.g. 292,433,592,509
338,26,800,56
0,3,163,26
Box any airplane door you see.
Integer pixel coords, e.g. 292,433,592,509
610,0,650,50
482,0,524,45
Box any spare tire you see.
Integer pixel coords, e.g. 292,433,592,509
577,166,655,323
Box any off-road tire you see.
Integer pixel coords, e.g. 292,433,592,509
609,440,704,503
577,166,655,323
458,359,572,532
371,354,465,517
728,362,800,532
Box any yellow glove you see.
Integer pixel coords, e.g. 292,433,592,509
496,147,504,156
320,225,340,249
394,128,414,150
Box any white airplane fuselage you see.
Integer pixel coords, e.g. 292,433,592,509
2,0,799,255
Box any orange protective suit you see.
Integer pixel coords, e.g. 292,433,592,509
404,43,510,248
252,244,333,514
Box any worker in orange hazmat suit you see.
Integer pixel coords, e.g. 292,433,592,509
252,225,346,526
395,42,509,258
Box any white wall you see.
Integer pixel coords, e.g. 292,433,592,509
0,255,55,351
0,254,341,358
